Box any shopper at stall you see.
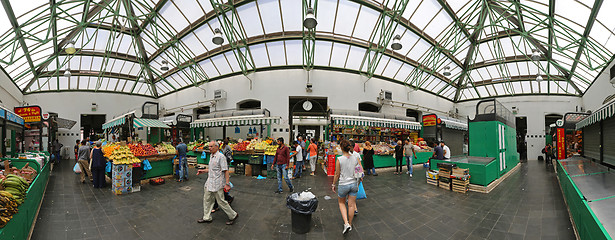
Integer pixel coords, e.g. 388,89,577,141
196,141,238,225
74,140,80,162
176,139,188,182
394,140,404,175
89,141,106,188
52,139,62,165
292,141,304,179
298,136,307,171
363,141,376,176
221,139,233,165
272,137,293,193
332,140,360,234
77,140,93,183
308,138,318,176
403,140,417,177
441,141,451,160
433,142,445,160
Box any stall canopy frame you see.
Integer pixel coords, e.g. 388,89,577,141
133,118,171,129
576,100,615,129
190,115,282,128
330,114,421,130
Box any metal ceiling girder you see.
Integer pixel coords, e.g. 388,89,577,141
210,0,255,75
452,0,490,102
547,0,554,93
566,0,603,92
50,0,60,91
470,55,547,70
359,0,409,79
27,0,110,91
59,49,142,62
122,0,159,97
39,69,138,81
471,74,566,87
136,0,169,35
487,0,582,94
435,0,471,39
302,0,318,71
1,0,38,91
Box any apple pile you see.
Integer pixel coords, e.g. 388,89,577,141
128,143,158,157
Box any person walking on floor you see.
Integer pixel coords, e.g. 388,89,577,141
394,140,404,175
196,141,238,225
293,141,304,179
307,138,318,176
403,140,417,177
77,140,93,183
176,139,188,182
52,139,63,165
89,141,107,188
332,140,361,234
74,140,80,162
363,141,376,176
272,138,294,193
212,139,234,213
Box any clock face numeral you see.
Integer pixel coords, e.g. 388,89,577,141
303,101,313,111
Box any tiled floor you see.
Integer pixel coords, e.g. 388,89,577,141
31,160,575,240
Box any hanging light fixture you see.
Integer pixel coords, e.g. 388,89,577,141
303,7,317,29
161,60,169,71
391,35,402,50
64,68,71,78
212,28,224,45
443,66,451,76
531,49,541,61
536,73,543,82
65,41,76,54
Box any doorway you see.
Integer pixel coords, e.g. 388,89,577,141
516,117,528,161
298,125,320,142
81,114,106,141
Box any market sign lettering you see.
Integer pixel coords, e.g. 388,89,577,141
422,114,437,127
6,111,24,125
557,128,565,160
14,106,42,123
0,107,5,119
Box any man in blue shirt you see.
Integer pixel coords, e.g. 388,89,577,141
433,142,445,160
176,138,189,182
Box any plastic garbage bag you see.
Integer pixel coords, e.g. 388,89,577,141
73,163,81,174
201,151,207,159
357,182,367,200
286,192,318,215
295,192,316,201
256,175,267,179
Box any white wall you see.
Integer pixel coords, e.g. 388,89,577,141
582,59,615,111
0,68,23,109
159,69,456,142
457,95,582,160
23,92,155,153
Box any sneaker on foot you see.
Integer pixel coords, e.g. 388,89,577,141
409,174,413,177
343,223,351,234
354,210,358,215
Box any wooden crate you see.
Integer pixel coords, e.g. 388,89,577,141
452,168,469,176
439,182,451,190
426,178,438,186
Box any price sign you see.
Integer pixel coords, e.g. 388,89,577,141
557,128,565,160
422,114,437,127
14,106,42,123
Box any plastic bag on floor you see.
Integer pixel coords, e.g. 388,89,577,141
73,163,81,174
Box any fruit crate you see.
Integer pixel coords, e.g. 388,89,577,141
234,163,245,175
248,155,262,165
426,178,438,187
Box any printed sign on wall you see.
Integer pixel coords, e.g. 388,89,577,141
557,128,565,160
14,106,42,123
422,114,437,127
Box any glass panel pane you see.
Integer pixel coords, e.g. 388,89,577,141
257,0,283,34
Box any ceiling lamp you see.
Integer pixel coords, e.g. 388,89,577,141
443,66,451,76
65,41,76,54
531,49,541,61
303,8,317,29
64,68,71,78
536,74,543,82
391,35,402,50
212,28,224,45
161,60,169,71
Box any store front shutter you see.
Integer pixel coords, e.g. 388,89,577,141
442,127,464,157
584,123,601,161
602,117,615,166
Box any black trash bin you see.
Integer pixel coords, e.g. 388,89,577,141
286,193,318,234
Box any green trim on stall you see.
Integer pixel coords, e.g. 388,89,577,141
142,158,174,179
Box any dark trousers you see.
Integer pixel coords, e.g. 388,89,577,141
92,167,106,188
395,157,403,172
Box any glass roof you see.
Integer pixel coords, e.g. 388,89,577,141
0,0,613,101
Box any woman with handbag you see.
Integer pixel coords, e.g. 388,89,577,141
331,140,362,234
89,141,107,188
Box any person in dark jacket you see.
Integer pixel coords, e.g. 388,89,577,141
362,141,376,176
394,140,404,175
89,141,106,188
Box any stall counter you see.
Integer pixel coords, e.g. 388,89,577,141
429,156,498,186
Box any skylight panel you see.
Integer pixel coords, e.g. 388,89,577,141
257,0,283,34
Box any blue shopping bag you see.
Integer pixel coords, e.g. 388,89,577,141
143,159,153,171
357,182,367,200
105,162,112,173
73,163,81,174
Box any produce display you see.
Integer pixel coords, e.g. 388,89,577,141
2,164,38,182
1,175,29,206
416,140,433,152
103,143,120,157
188,141,207,151
374,143,394,155
246,139,273,151
155,143,176,155
0,189,20,228
107,146,141,165
128,143,158,157
264,145,278,155
232,141,250,152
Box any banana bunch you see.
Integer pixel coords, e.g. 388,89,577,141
1,175,29,205
0,191,19,228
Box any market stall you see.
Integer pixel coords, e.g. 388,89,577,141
1,107,25,158
552,113,589,160
14,106,58,153
327,113,423,169
421,114,468,157
102,102,168,144
162,114,192,145
576,98,615,168
0,152,51,239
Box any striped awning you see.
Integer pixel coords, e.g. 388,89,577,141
576,100,615,129
133,118,171,129
191,115,281,128
102,117,126,129
331,115,421,130
440,117,468,131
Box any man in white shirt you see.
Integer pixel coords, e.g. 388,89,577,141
441,141,451,160
292,141,304,179
197,141,238,225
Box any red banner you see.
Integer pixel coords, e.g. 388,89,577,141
422,114,437,126
14,106,42,123
557,128,565,160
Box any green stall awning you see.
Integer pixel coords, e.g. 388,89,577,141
102,117,125,129
190,115,281,128
331,115,421,130
576,100,615,129
133,118,171,129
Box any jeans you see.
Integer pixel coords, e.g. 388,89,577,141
55,151,61,164
178,155,188,180
276,164,293,192
367,168,376,175
405,156,413,174
294,161,304,178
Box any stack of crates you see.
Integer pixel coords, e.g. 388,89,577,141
326,155,336,176
426,170,439,186
266,155,276,179
438,168,451,191
234,163,245,175
451,168,470,193
249,155,262,176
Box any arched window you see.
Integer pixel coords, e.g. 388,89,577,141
358,102,380,113
237,99,261,110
